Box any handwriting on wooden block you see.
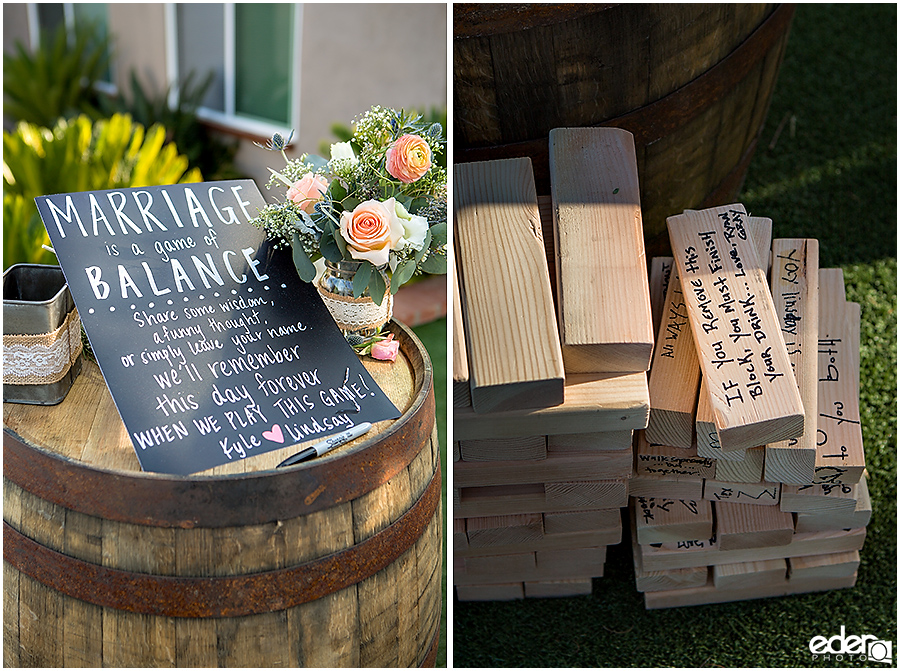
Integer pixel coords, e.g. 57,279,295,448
814,271,865,484
704,480,781,506
667,204,804,451
765,239,819,484
635,433,715,480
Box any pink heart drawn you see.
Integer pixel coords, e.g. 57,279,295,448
262,424,284,443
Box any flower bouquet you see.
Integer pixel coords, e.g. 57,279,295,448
249,106,447,354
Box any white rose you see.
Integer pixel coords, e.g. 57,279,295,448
393,200,429,252
330,141,358,166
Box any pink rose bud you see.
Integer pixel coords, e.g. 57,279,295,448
287,173,329,213
371,334,400,362
385,134,432,183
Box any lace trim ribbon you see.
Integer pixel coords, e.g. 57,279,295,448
3,308,83,385
316,287,393,332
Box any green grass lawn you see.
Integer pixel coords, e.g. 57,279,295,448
452,4,896,667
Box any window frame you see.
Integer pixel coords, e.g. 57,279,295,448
25,2,117,96
164,3,303,141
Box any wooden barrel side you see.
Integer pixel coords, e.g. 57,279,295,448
3,323,442,667
2,322,433,528
454,3,795,257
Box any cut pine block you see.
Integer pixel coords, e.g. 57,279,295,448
788,551,860,581
454,449,632,488
454,158,565,413
714,446,765,483
814,269,866,485
549,127,654,373
634,432,716,481
715,501,794,551
455,583,523,602
794,477,872,533
765,239,819,484
712,558,788,589
458,435,547,462
453,371,649,441
704,480,781,506
547,430,633,452
646,269,700,447
695,379,746,462
524,578,593,598
667,205,804,451
465,513,544,548
780,482,859,515
451,261,472,409
633,497,713,545
649,257,675,339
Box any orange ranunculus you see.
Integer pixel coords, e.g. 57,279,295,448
385,134,432,183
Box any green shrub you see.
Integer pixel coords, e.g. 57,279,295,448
98,70,242,181
3,22,110,128
3,113,202,269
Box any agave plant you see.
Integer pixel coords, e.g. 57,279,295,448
3,21,110,128
3,113,202,269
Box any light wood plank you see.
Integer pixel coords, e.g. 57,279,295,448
453,371,649,441
549,127,654,373
455,526,621,559
459,435,547,462
524,579,593,598
635,432,716,480
645,269,701,447
454,449,632,488
465,514,544,548
634,497,713,545
715,501,794,550
667,204,804,450
794,476,872,532
454,157,565,413
789,551,860,580
712,558,787,589
547,430,633,452
455,583,524,602
780,482,859,514
649,257,675,339
628,471,704,501
704,479,781,506
451,260,472,409
765,239,819,484
639,527,866,573
714,446,765,483
456,480,628,518
814,270,866,484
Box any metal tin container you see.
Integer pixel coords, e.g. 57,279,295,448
3,264,83,405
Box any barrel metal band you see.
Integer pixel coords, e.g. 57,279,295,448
3,462,441,618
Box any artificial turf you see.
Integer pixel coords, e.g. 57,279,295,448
451,4,897,667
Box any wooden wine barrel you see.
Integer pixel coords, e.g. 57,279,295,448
3,321,441,668
454,3,796,257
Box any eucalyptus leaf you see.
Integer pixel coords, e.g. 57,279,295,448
409,197,429,213
291,233,317,282
342,196,361,211
328,180,347,202
319,229,343,263
369,269,387,306
332,226,348,257
420,252,447,275
391,258,417,294
306,154,329,172
428,222,447,247
352,261,373,298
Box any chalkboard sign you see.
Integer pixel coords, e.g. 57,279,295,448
36,180,400,475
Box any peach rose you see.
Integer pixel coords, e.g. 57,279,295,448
371,334,399,362
385,134,432,183
339,198,403,267
287,173,329,213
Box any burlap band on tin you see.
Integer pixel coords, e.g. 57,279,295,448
317,289,393,332
3,308,83,385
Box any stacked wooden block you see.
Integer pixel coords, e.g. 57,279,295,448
453,129,652,600
631,204,869,608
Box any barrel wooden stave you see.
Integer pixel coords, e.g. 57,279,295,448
454,3,793,257
4,323,441,667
